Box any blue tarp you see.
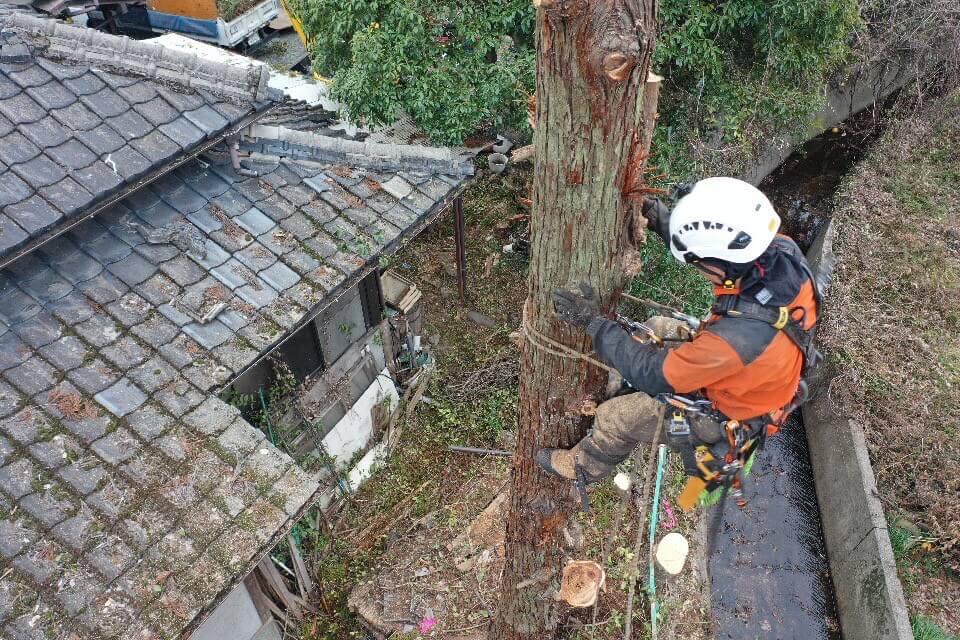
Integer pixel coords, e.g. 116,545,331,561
115,6,220,40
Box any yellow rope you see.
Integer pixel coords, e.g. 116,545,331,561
519,299,617,374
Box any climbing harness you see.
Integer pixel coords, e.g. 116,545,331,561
661,254,825,511
657,392,766,512
711,256,825,388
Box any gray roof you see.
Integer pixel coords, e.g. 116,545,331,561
0,13,275,263
0,139,470,638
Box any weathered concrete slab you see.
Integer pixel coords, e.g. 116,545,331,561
803,220,913,640
743,61,913,186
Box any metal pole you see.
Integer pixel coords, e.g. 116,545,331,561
448,445,513,457
453,196,467,304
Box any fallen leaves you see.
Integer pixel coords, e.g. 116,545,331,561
48,389,100,421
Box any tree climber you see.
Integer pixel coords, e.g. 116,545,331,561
536,177,821,500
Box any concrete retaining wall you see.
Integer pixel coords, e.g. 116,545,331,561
802,221,914,640
743,61,912,186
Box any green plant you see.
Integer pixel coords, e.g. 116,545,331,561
293,1,536,144
912,616,958,640
652,0,862,179
301,1,861,151
222,360,299,449
630,234,713,317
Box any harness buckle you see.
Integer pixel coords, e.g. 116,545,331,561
773,306,790,329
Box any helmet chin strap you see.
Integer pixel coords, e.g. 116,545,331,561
696,258,753,288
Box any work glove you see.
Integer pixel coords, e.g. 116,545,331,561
671,182,694,202
641,197,671,241
553,283,601,328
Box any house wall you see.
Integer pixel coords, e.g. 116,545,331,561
189,581,264,640
320,367,398,468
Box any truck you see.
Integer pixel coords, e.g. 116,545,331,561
110,0,282,49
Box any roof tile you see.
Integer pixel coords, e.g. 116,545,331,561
38,335,89,372
11,153,66,189
106,109,154,141
0,131,41,164
24,79,77,110
181,104,229,134
31,57,83,79
20,116,72,149
159,118,205,149
75,123,126,155
116,80,159,104
0,458,39,498
0,172,32,207
106,252,159,287
62,70,106,96
5,62,52,89
71,161,124,197
104,145,152,181
18,268,72,304
129,129,180,164
235,207,276,236
0,73,20,99
45,139,98,171
12,310,62,348
0,286,41,325
73,313,122,347
50,100,101,131
182,168,232,200
46,291,95,325
39,176,95,216
66,359,119,395
5,355,57,396
134,96,180,127
94,378,147,417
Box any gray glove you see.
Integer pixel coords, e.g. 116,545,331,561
553,283,601,328
641,197,670,241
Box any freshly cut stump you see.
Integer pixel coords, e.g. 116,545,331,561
559,561,606,608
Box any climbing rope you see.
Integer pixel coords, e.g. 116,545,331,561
519,299,617,374
623,406,667,640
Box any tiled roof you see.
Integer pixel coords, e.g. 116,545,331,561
0,13,276,263
0,143,470,638
260,102,369,140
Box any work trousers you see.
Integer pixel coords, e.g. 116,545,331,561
575,316,724,480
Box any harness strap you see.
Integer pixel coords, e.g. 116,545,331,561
711,295,820,371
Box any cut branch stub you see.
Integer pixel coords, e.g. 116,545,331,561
532,0,578,16
603,52,634,82
559,561,606,607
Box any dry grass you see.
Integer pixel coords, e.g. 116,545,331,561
820,90,960,632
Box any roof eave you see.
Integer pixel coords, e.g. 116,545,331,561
0,102,279,271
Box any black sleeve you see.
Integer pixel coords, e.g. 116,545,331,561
587,317,675,395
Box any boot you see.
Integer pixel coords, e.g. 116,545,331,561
535,448,577,480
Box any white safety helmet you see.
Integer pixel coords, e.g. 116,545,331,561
668,177,780,264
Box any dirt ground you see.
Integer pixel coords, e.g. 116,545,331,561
299,168,712,639
820,90,960,636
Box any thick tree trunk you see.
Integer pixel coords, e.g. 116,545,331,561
492,1,658,638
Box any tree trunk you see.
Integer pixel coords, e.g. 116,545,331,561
492,1,658,638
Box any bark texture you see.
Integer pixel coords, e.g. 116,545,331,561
491,1,658,638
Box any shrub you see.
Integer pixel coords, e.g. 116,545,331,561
299,1,863,149
291,1,536,145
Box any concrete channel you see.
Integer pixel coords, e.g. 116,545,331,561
706,62,915,640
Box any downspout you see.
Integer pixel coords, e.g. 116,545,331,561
228,135,260,177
